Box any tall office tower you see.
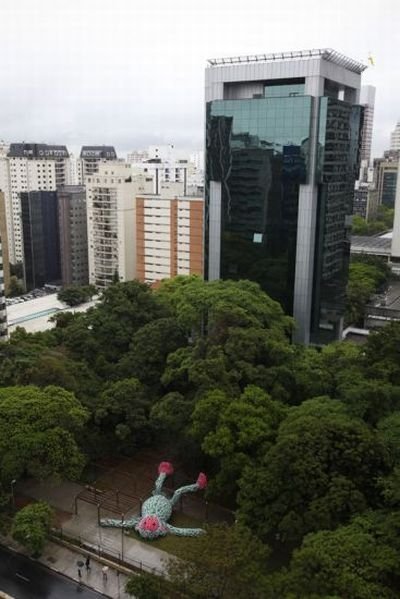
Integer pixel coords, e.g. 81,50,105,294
21,191,61,290
205,49,365,344
1,143,69,265
359,85,376,165
353,185,378,220
135,192,203,284
86,163,152,288
58,185,89,286
77,146,117,184
374,150,400,208
0,192,10,292
0,235,7,341
390,122,400,151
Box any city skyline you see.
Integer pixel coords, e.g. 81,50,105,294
0,0,398,157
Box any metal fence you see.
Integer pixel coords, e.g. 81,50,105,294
51,526,166,577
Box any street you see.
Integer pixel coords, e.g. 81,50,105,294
0,546,105,599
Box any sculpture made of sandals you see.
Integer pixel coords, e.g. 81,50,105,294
100,461,207,539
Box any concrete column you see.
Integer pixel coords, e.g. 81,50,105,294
292,76,324,344
208,181,221,280
391,157,400,258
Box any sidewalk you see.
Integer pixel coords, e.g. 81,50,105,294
2,535,131,598
20,480,172,574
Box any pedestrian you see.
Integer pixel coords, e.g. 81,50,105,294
85,556,91,572
102,566,108,581
78,567,82,582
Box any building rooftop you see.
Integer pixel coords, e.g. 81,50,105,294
80,146,117,159
207,48,367,74
6,293,97,334
8,143,69,159
351,235,392,256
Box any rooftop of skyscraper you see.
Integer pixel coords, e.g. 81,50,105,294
207,48,367,74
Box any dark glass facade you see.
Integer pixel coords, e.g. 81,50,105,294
382,171,397,207
21,191,61,290
206,90,362,343
312,98,363,343
206,96,312,314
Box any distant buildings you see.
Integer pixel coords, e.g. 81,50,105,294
374,151,399,208
359,85,376,164
127,145,204,195
205,48,365,344
86,163,152,288
352,87,376,219
58,185,89,286
0,234,7,340
78,146,117,184
0,143,70,265
390,122,400,151
136,192,203,284
21,191,61,290
0,191,10,293
391,156,400,264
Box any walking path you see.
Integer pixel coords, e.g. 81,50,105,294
20,480,171,574
1,535,131,598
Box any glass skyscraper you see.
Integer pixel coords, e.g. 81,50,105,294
205,49,365,344
21,191,61,291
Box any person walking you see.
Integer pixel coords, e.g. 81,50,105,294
102,566,108,581
77,567,82,583
85,556,91,572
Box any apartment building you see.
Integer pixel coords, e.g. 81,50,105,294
0,143,70,265
135,193,203,284
0,192,10,293
86,163,152,288
58,185,89,286
0,234,7,340
78,146,117,184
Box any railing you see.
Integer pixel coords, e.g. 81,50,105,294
51,526,166,577
365,305,400,321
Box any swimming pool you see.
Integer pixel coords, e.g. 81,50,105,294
8,307,60,326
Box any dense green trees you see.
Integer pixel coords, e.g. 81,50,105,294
58,284,97,307
166,524,269,599
346,255,391,325
6,275,24,297
125,572,163,599
352,205,394,236
2,276,400,596
238,398,387,543
283,515,399,599
0,386,87,483
11,502,53,556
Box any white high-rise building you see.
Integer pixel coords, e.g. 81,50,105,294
390,122,400,152
0,143,70,264
359,85,376,165
86,162,152,288
127,146,204,194
77,146,117,184
0,234,8,341
189,150,205,172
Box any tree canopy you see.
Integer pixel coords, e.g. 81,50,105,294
0,385,87,483
2,276,400,595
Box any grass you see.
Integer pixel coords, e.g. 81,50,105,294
128,512,205,556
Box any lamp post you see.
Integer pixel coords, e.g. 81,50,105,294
121,514,124,562
10,479,16,510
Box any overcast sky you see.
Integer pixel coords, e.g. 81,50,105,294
1,0,399,157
